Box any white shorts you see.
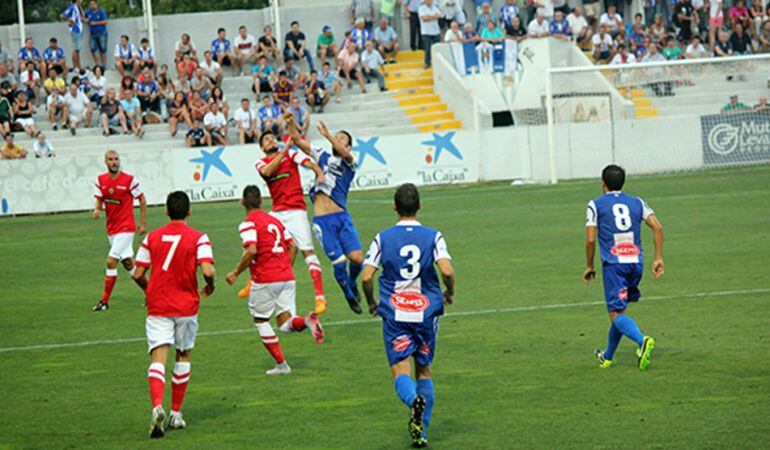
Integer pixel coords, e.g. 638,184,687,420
108,232,135,261
270,209,314,251
248,280,296,319
146,315,198,353
15,117,34,127
68,113,84,123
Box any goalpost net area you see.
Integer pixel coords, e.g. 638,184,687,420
525,55,770,183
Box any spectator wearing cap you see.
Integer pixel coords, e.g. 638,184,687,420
360,40,387,92
203,101,229,144
350,0,376,30
1,133,28,160
199,51,223,88
83,0,109,67
273,70,294,108
17,38,42,75
374,18,400,63
287,97,311,136
284,21,315,71
337,42,366,91
186,119,211,147
722,95,749,113
234,98,258,144
419,0,442,69
33,133,55,158
251,55,276,98
350,18,372,51
42,38,67,81
317,26,339,63
20,62,42,106
0,92,11,134
12,91,38,138
212,28,237,75
138,38,157,77
114,35,138,78
258,25,282,65
258,95,284,135
60,0,84,71
0,40,13,72
46,86,66,130
320,61,343,104
305,70,330,113
234,25,259,76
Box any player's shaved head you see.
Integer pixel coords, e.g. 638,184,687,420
602,164,626,191
104,150,120,174
242,185,262,210
166,191,191,220
395,183,421,218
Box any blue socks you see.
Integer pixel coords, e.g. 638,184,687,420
332,261,355,301
613,314,644,346
394,374,416,407
416,378,434,438
604,323,623,360
349,261,362,284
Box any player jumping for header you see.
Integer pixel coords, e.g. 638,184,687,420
236,131,328,316
226,185,325,376
584,164,664,371
361,184,455,448
92,150,147,312
285,112,365,314
132,191,216,438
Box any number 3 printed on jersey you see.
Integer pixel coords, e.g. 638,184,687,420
400,245,421,279
612,204,632,230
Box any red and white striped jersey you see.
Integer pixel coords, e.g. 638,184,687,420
135,222,214,317
238,209,295,284
256,149,310,212
93,171,143,236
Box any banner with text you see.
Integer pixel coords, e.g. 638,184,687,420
700,111,770,166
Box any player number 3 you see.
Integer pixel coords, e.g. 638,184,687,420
612,204,632,231
399,245,421,279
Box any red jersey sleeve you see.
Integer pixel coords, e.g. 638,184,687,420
129,176,143,199
239,220,257,247
288,149,310,167
135,235,151,267
196,233,214,264
93,179,103,199
255,158,268,177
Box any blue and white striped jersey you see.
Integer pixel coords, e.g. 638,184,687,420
308,146,357,210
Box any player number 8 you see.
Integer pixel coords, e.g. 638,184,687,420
612,204,632,231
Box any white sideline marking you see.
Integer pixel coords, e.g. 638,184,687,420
1,287,768,354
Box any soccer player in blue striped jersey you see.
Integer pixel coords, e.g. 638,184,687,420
361,184,455,448
285,113,365,315
585,165,664,371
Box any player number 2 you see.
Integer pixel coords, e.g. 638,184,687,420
267,224,284,253
399,245,421,279
161,235,181,271
612,204,632,230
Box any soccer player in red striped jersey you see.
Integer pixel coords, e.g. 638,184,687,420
226,185,324,376
237,130,329,315
92,150,147,312
132,191,215,438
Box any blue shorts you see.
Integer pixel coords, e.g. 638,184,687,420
90,33,108,54
71,31,84,52
311,211,361,261
602,263,643,312
383,316,439,367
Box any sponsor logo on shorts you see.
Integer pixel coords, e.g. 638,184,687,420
390,291,429,312
419,343,431,355
392,335,412,352
618,288,628,301
610,242,640,257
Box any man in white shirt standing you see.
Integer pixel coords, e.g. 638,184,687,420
63,82,92,135
233,98,258,144
203,101,229,145
234,25,258,76
418,0,442,69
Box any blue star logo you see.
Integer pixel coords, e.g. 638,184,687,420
351,137,387,168
189,146,232,181
421,132,463,164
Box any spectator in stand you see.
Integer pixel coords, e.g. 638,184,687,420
568,7,592,48
499,0,521,30
100,88,128,136
252,55,276,98
258,95,284,135
84,0,109,68
673,0,695,43
60,0,84,71
754,96,770,111
20,62,42,106
730,0,751,30
114,35,138,78
481,19,506,42
729,23,754,54
374,18,400,63
592,25,615,60
549,11,572,40
439,0,466,37
167,91,191,137
641,44,671,96
750,2,767,36
63,82,92,135
0,64,18,96
119,75,135,100
305,70,330,113
137,38,157,77
273,70,295,107
663,36,684,59
190,67,214,101
234,25,259,76
17,38,42,75
1,133,28,160
209,86,229,118
13,91,38,137
89,65,106,104
317,26,339,64
721,94,748,112
211,28,236,75
553,0,570,17
708,0,723,48
446,20,465,41
43,70,66,96
636,35,652,58
175,34,198,63
186,119,211,147
287,97,311,136
582,0,601,26
0,90,11,134
759,21,770,53
320,61,343,104
42,38,67,81
285,21,315,71
685,36,709,58
199,51,224,88
350,0,376,29
612,29,627,51
475,2,496,33
0,40,13,72
259,25,282,65
648,13,667,44
188,91,209,122
628,15,647,45
600,6,624,36
528,12,551,38
350,18,372,51
33,133,55,158
233,98,258,144
419,0,442,69
46,86,66,130
177,53,198,82
137,68,161,115
610,43,637,64
360,40,388,92
337,42,366,91
278,58,308,88
506,17,528,42
203,101,228,144
404,0,423,51
463,23,480,41
119,89,144,137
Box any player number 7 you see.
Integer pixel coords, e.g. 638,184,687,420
161,235,182,271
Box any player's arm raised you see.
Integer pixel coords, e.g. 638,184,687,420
258,142,289,177
645,214,664,279
284,112,313,154
302,158,325,185
317,120,354,164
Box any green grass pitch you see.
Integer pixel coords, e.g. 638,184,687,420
1,166,769,449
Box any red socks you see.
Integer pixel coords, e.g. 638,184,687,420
256,322,285,364
278,316,308,333
305,255,324,298
147,362,165,408
102,268,118,303
171,362,191,414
